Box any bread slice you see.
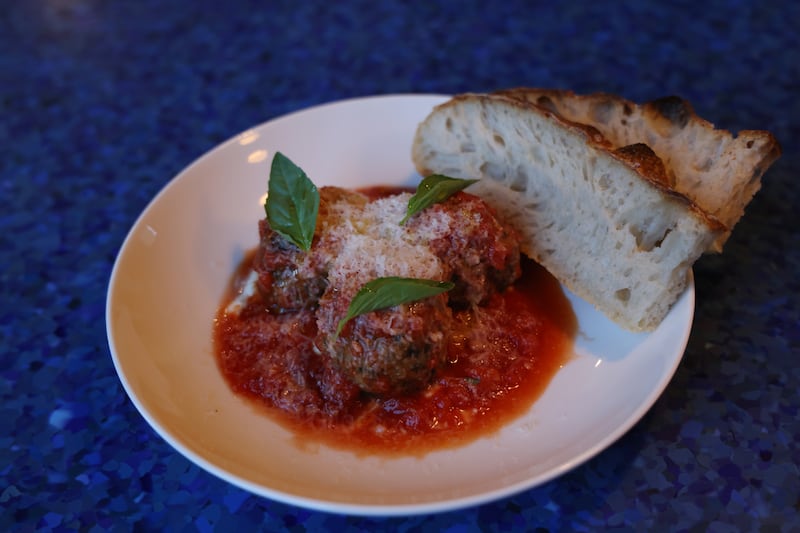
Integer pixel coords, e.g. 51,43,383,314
494,88,781,251
411,92,735,331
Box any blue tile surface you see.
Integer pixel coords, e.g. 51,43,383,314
2,0,798,530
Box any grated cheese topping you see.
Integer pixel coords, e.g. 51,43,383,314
325,193,454,292
227,190,462,316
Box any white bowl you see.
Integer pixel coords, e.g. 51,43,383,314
106,94,693,516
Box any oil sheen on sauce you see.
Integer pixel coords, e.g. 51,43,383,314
214,191,577,457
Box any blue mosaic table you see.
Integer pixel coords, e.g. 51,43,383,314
2,1,798,530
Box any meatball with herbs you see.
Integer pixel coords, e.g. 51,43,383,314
315,287,453,396
256,185,522,395
409,191,521,306
253,187,367,313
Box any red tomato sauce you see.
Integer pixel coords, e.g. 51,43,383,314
214,185,576,456
214,257,576,457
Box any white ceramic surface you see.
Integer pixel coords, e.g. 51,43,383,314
106,94,694,516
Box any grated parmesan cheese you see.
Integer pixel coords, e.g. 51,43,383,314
324,194,455,293
229,188,468,316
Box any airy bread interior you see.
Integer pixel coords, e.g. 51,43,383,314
412,92,779,330
495,88,782,251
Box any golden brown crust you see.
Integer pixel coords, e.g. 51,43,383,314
611,143,672,188
495,88,782,163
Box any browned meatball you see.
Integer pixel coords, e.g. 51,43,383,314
410,191,521,306
255,186,519,396
253,221,325,313
253,187,367,313
315,287,453,396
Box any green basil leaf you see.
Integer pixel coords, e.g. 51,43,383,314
335,277,454,337
400,174,478,225
265,152,319,251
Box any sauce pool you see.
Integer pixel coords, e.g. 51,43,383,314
214,187,577,456
214,259,576,457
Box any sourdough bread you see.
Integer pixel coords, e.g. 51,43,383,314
495,88,781,250
411,93,737,331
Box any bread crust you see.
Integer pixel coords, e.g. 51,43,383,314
494,88,781,250
424,93,727,234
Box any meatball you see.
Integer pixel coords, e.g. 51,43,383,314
253,187,367,313
315,287,453,396
255,186,519,395
253,221,325,313
410,191,521,306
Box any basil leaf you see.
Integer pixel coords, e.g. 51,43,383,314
265,152,319,251
335,277,454,337
400,174,478,225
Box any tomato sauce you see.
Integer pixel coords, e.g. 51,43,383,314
214,256,576,456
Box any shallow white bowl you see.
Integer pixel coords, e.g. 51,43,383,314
106,94,693,516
